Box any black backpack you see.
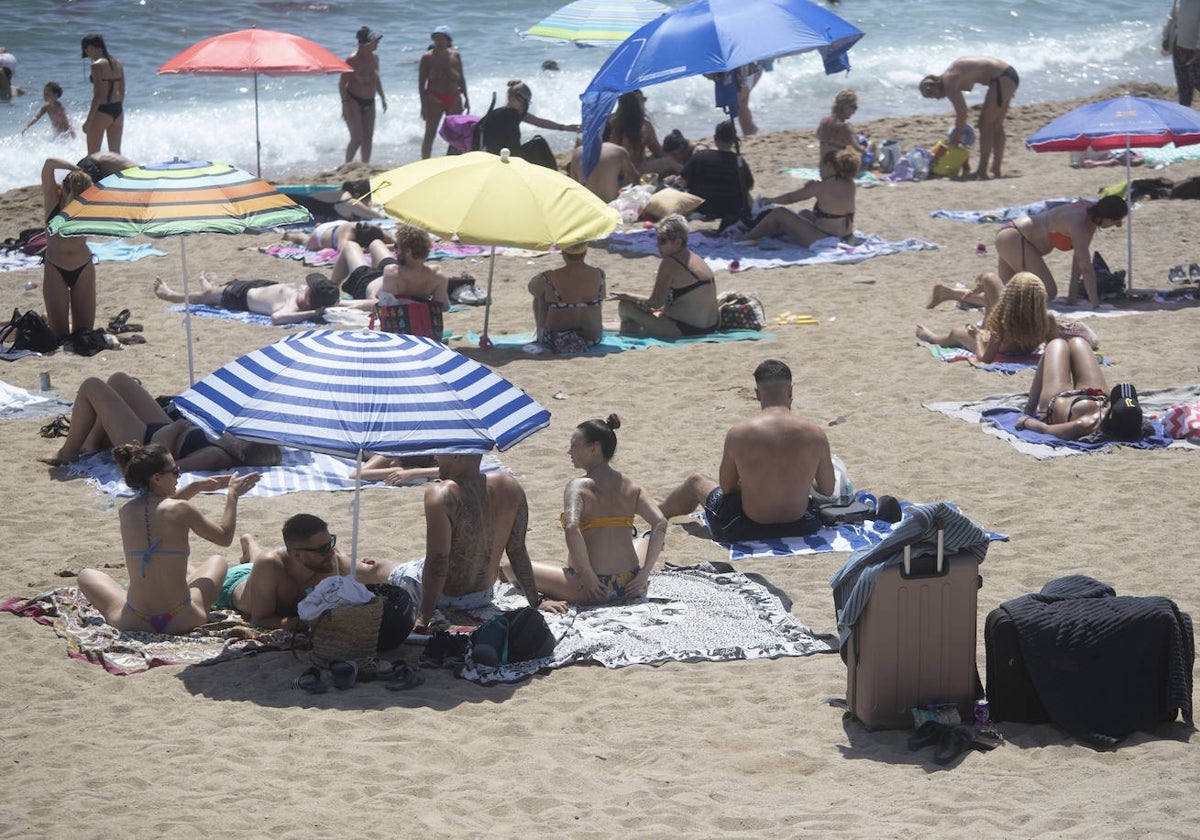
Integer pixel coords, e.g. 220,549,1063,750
470,606,556,666
0,308,60,354
1092,251,1126,300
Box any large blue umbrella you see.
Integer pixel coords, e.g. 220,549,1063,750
581,0,863,175
1027,95,1200,285
174,328,552,562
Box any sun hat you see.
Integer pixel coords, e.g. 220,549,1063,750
357,27,382,45
431,25,452,44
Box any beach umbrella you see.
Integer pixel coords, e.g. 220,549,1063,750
369,150,622,347
158,28,351,176
580,0,863,175
47,158,313,384
1026,95,1200,286
173,328,552,565
520,0,670,47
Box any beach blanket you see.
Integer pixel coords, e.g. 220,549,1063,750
87,240,167,262
921,341,1111,374
782,167,881,185
1143,143,1200,166
923,386,1200,458
166,304,461,337
596,229,938,272
709,500,1009,560
0,251,43,273
0,588,291,675
0,381,71,419
457,565,838,685
258,240,502,267
470,328,771,354
930,197,1077,224
55,447,505,498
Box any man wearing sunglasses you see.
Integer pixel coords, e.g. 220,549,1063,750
218,514,350,631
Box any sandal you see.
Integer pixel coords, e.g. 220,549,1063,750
106,308,131,333
291,666,329,694
934,725,977,765
329,659,359,690
907,721,949,751
384,660,426,691
39,414,70,439
117,334,147,345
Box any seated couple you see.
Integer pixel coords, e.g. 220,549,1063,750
330,222,450,310
153,271,341,326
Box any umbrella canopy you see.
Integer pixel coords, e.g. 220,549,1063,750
174,328,552,561
370,150,622,345
158,29,351,176
48,159,312,383
521,0,670,47
1026,95,1200,285
581,0,863,175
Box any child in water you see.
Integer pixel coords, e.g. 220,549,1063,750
22,82,76,138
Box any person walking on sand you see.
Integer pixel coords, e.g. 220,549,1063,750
340,27,387,164
81,34,125,155
419,25,468,159
657,359,836,544
919,57,1019,179
1164,0,1200,106
76,442,260,634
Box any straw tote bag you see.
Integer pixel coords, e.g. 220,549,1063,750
308,596,384,669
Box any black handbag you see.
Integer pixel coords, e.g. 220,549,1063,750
0,308,59,354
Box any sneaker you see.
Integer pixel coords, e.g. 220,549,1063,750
1190,263,1200,283
1168,265,1187,284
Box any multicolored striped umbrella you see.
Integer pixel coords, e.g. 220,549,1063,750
175,328,552,562
521,0,669,46
48,159,312,382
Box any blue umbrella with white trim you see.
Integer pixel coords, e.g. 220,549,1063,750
174,328,551,563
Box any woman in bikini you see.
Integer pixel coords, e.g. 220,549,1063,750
511,415,666,606
1017,337,1144,441
340,27,387,164
993,195,1127,307
816,89,875,170
916,271,1061,362
81,34,124,155
737,148,859,247
39,372,282,471
528,242,606,348
41,157,95,339
612,214,719,338
605,89,679,177
77,442,260,634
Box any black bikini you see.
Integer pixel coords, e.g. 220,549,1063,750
665,255,718,334
45,201,93,289
346,91,375,113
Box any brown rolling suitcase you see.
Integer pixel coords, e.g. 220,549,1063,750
846,530,981,730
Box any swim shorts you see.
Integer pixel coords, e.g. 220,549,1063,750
342,257,397,299
214,562,252,610
703,487,821,543
219,279,277,312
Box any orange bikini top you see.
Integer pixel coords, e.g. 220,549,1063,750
1048,232,1073,251
560,512,635,532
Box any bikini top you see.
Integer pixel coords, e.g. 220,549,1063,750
89,61,123,103
667,255,713,303
813,202,854,221
560,512,635,532
1048,232,1073,251
543,272,604,310
125,540,189,578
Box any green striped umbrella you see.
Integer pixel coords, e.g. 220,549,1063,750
520,0,669,46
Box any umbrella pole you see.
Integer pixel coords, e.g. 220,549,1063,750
479,245,497,348
349,448,363,573
1125,134,1133,289
181,238,196,385
254,73,262,178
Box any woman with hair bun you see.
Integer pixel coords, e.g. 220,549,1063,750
76,443,260,634
508,414,666,606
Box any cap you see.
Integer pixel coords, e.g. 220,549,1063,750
306,273,341,308
356,27,382,45
1100,383,1144,441
431,25,452,44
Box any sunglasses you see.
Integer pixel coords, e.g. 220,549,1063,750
159,466,182,476
297,534,337,555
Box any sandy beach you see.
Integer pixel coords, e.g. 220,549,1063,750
1,81,1197,838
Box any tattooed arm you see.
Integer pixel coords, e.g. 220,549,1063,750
419,481,456,627
503,487,542,609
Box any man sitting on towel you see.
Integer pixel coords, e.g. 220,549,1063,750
331,223,450,310
359,454,567,630
658,358,836,543
152,271,341,325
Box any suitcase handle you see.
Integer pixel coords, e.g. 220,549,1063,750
901,529,944,578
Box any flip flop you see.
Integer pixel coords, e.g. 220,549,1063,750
970,726,1006,752
106,309,131,333
329,659,359,690
291,666,329,694
934,725,977,765
117,334,147,345
907,721,948,750
384,661,426,691
39,414,70,439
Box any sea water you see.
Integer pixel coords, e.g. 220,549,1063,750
0,0,1174,193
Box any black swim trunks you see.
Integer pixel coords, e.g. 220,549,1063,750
342,257,397,299
993,66,1019,107
219,279,277,312
703,487,821,543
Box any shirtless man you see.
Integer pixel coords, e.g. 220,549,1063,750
418,25,468,159
919,57,1019,179
569,140,640,203
331,224,451,309
340,27,387,164
220,514,352,631
658,359,836,543
152,271,341,325
359,454,564,631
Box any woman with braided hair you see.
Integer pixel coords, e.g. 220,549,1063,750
916,271,1060,362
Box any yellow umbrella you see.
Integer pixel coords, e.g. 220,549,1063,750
371,149,622,346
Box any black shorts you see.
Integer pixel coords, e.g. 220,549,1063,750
343,257,396,299
219,279,277,312
703,487,820,543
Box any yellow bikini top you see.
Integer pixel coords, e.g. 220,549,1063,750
560,512,635,532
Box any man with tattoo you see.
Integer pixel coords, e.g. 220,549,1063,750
358,454,565,630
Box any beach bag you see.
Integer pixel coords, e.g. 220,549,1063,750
69,328,109,357
439,113,481,152
374,298,445,341
717,291,765,331
470,606,556,666
367,583,417,651
877,139,902,174
906,148,932,181
309,596,385,668
1162,403,1200,439
1092,251,1126,300
929,140,970,178
0,308,59,353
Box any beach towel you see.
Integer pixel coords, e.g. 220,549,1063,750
258,239,500,267
930,198,1077,224
923,386,1200,458
55,447,505,498
1143,143,1200,166
471,328,771,354
920,341,1112,374
87,240,167,262
0,251,43,273
0,588,291,675
0,380,71,419
781,167,881,185
596,229,938,273
166,304,462,337
457,565,838,685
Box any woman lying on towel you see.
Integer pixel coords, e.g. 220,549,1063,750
37,372,282,471
1018,337,1144,441
735,148,859,246
917,271,1060,362
349,453,438,485
504,415,667,606
77,442,260,634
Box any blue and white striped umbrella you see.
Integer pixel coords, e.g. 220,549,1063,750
174,329,552,562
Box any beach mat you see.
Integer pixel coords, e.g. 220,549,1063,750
471,328,771,354
920,342,1111,374
258,240,505,268
924,387,1200,458
930,198,1076,224
0,381,72,419
1,588,291,675
457,565,838,685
